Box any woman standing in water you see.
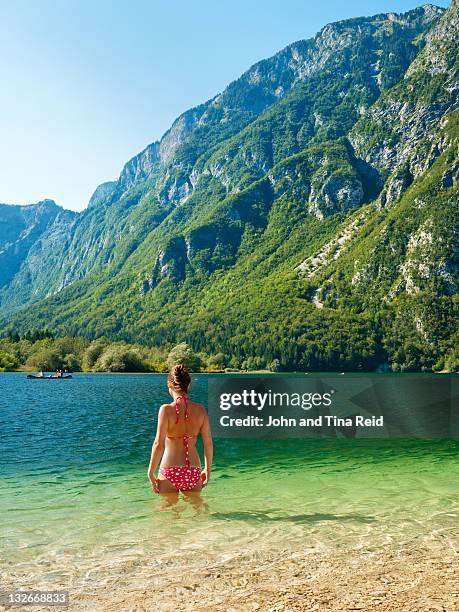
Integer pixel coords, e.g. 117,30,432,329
148,364,213,501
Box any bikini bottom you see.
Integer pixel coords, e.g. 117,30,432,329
159,466,202,491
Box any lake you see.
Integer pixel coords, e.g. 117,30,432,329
1,372,458,598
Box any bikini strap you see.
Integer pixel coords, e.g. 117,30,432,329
183,434,191,469
174,395,191,468
174,395,189,423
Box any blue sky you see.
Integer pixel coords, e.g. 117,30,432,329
0,0,449,211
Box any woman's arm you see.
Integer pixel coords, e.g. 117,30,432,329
148,405,168,494
200,412,213,486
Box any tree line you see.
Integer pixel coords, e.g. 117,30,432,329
0,333,258,373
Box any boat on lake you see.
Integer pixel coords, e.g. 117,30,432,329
27,374,73,379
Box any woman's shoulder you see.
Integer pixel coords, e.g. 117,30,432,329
158,402,175,415
158,398,206,414
189,400,207,415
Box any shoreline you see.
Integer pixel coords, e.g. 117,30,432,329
2,369,457,375
64,543,458,611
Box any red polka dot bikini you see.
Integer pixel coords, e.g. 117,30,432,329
159,395,202,491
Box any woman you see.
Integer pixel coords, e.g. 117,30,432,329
148,364,213,499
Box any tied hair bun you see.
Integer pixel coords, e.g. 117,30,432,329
168,364,191,393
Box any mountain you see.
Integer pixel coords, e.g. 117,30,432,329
0,200,76,314
1,2,457,371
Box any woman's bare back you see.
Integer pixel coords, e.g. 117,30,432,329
159,399,207,470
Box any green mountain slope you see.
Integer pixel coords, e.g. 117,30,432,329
1,2,457,371
0,200,76,314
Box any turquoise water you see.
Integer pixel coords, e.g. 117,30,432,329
1,373,458,593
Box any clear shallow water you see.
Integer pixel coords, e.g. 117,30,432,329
1,373,458,592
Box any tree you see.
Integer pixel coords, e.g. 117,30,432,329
228,356,240,369
208,352,226,368
7,330,20,343
93,345,147,372
0,352,19,370
166,343,201,371
25,349,61,372
63,353,81,372
443,345,458,373
81,338,110,371
269,359,281,372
